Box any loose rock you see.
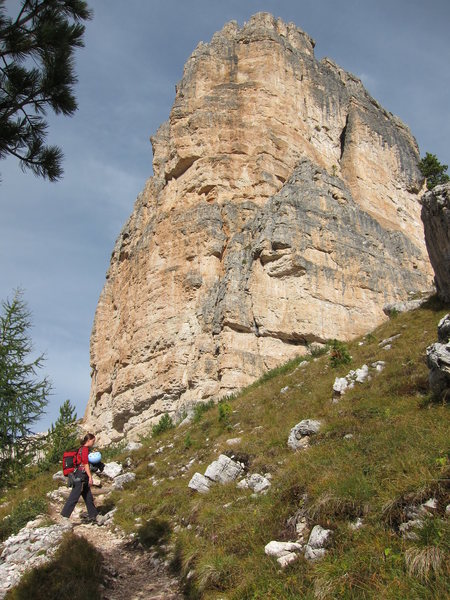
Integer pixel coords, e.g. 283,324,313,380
113,472,136,490
237,473,271,494
103,461,123,479
264,540,303,558
188,472,211,494
307,524,332,549
226,437,242,446
125,441,143,452
426,314,450,401
288,419,321,450
204,454,244,484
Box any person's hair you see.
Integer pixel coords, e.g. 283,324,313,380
81,432,95,445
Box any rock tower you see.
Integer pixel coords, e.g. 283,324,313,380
84,13,433,442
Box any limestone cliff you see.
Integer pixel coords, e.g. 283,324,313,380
84,13,433,443
421,183,450,302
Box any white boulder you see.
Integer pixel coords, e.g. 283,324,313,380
204,454,244,484
304,546,327,561
333,377,348,394
125,441,142,452
188,472,212,494
112,472,136,490
102,461,123,479
307,524,332,549
264,540,303,558
237,473,271,494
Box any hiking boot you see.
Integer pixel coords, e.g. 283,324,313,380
95,513,109,525
58,516,73,529
83,514,106,526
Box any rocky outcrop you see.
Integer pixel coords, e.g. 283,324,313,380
0,517,72,598
426,314,450,401
420,183,450,302
84,13,433,443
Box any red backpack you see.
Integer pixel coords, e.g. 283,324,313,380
62,447,82,476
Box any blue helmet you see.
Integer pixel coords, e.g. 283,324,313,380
88,451,102,464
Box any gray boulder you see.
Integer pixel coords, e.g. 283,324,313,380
112,472,136,490
288,419,321,450
426,314,450,401
304,524,332,561
237,473,271,494
125,441,142,452
264,540,303,566
438,313,450,343
383,297,429,316
188,472,212,494
103,461,123,479
52,470,66,482
0,519,72,597
204,454,244,484
307,524,332,549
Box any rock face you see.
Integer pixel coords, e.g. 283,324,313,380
84,13,433,443
0,517,72,598
420,183,450,302
426,314,450,401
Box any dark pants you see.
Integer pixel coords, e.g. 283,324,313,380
61,471,98,519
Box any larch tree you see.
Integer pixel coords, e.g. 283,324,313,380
0,290,50,485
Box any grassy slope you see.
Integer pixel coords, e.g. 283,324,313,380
110,298,449,599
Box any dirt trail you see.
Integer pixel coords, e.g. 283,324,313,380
49,482,182,600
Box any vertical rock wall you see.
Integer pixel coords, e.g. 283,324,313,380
84,14,433,443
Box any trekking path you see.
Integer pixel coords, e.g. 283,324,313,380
49,480,182,600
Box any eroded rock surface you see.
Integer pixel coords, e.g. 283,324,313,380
426,314,450,401
84,13,432,443
421,183,450,301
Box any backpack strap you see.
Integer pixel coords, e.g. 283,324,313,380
76,446,84,469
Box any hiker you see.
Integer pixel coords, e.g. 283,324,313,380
61,432,105,524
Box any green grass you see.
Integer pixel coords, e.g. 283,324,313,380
5,532,103,600
0,496,48,542
0,468,58,541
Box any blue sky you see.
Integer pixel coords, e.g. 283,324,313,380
1,0,449,432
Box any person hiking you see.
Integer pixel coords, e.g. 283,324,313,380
61,433,106,525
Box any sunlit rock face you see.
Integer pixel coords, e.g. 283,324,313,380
84,13,432,443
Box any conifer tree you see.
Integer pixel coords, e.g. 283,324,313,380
43,398,78,465
0,290,50,485
0,0,92,181
418,152,450,190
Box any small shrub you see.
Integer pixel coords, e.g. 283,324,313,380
152,413,174,437
329,339,352,368
193,400,215,423
5,532,103,599
218,401,232,429
309,343,328,358
0,497,47,542
184,433,193,449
